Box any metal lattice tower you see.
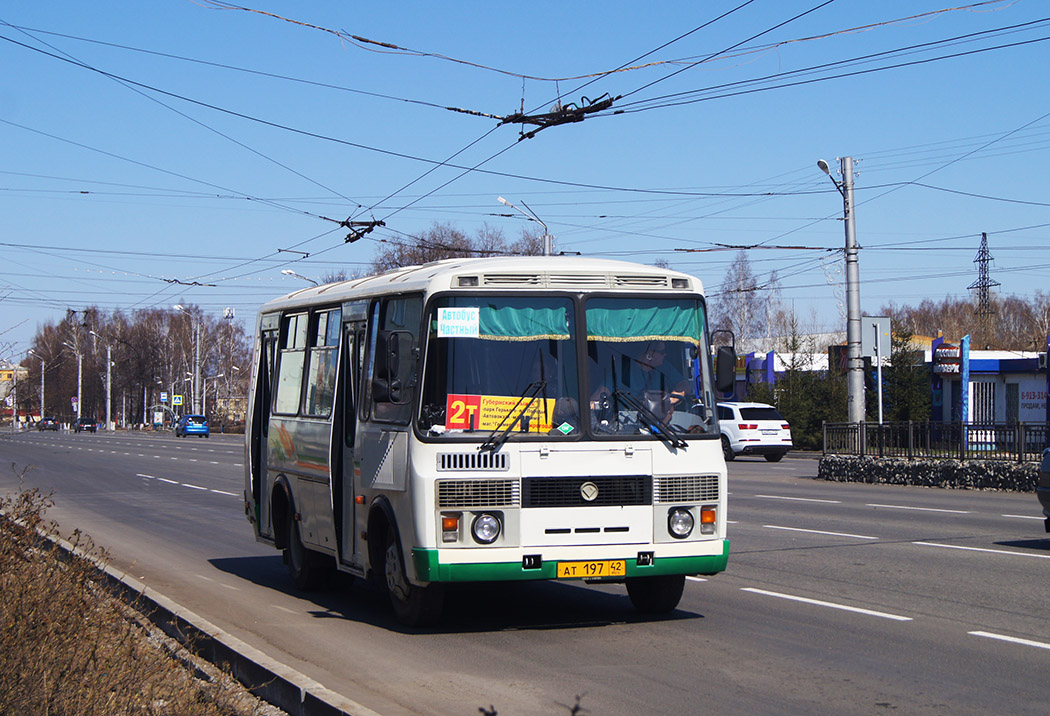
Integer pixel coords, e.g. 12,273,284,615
968,232,1001,334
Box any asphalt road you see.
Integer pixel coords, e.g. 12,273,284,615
2,430,1048,715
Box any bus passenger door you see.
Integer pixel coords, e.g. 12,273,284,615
337,322,365,570
249,323,278,540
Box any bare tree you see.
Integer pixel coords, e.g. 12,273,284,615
369,222,541,273
710,251,780,346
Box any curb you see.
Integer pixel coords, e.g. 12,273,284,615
59,535,384,716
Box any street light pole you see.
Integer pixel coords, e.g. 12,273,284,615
28,349,44,423
63,341,83,422
10,356,17,432
498,196,553,256
818,156,865,424
203,373,223,418
281,269,319,285
89,331,112,431
174,305,202,415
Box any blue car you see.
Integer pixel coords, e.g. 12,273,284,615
175,414,210,438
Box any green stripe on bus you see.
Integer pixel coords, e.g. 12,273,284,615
412,540,729,583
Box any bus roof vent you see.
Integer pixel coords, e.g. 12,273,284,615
614,274,671,288
482,273,543,287
437,451,510,472
547,273,609,288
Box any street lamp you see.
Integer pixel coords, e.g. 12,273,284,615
27,349,44,424
62,341,83,422
281,269,319,286
817,157,865,424
202,373,223,418
173,305,201,415
89,331,113,431
498,196,553,256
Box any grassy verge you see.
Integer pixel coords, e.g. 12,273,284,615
0,478,278,716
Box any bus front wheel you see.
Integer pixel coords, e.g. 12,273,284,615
382,531,444,627
625,574,685,614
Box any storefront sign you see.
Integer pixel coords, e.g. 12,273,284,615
933,343,961,374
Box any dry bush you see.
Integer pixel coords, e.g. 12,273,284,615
0,478,271,716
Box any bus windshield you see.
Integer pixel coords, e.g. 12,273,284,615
584,296,717,438
419,293,718,441
419,295,581,438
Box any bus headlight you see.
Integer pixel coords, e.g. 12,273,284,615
667,508,694,539
471,513,502,544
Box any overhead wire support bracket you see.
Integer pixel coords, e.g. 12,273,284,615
338,218,386,243
501,93,620,141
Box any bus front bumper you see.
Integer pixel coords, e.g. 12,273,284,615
412,539,729,582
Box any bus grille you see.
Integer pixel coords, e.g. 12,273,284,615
522,476,651,508
654,475,719,503
437,479,520,508
436,452,509,471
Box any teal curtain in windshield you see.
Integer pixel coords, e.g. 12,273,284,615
585,300,703,345
478,305,569,341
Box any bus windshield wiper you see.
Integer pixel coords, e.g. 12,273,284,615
613,390,687,450
479,380,546,453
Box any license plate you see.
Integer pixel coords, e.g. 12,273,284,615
761,429,778,435
556,560,626,579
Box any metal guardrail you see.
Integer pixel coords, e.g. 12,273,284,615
823,421,1050,463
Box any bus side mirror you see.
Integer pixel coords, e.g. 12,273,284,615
372,330,408,404
372,378,403,403
715,345,736,394
374,330,400,379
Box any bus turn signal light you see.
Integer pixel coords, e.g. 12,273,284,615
700,507,716,534
442,514,460,543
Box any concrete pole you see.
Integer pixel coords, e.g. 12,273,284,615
194,320,201,414
841,156,866,424
11,361,17,432
40,359,45,422
104,344,112,430
76,350,82,421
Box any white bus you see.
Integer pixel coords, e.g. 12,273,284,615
244,256,736,625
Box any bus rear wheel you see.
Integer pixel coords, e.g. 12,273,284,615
625,574,685,614
284,506,330,591
382,531,444,627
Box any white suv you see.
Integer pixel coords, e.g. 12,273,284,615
717,402,792,462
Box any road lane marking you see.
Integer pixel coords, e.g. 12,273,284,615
764,525,878,540
137,473,155,479
867,503,971,514
1002,514,1043,520
272,605,297,614
210,489,237,496
756,494,842,504
742,587,912,621
182,483,207,491
969,631,1050,651
157,478,179,485
913,542,1050,559
686,576,708,583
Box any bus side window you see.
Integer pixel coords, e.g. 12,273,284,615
344,324,360,448
303,308,341,417
273,312,308,415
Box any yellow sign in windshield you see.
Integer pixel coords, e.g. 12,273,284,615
446,393,553,433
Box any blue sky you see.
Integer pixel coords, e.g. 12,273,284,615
2,0,1049,357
